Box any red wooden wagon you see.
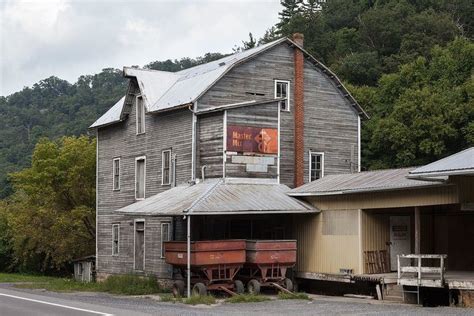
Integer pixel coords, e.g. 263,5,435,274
239,240,297,294
164,240,246,297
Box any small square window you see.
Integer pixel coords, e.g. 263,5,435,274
275,80,290,111
309,152,324,182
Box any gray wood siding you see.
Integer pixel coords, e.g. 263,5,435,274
198,44,296,187
302,59,359,182
97,93,193,277
96,214,174,278
225,102,279,179
197,113,224,179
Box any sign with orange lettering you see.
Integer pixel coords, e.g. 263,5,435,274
227,125,278,154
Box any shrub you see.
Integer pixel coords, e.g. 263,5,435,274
100,274,161,295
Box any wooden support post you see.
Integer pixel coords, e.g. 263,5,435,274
414,207,421,255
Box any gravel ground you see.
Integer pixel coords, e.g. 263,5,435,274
1,283,473,316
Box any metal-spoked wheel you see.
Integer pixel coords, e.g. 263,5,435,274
192,282,207,296
234,280,244,294
247,279,261,295
283,278,293,291
172,280,185,298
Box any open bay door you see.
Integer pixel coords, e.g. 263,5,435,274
389,216,411,271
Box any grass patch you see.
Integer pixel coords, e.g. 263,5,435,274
15,274,162,295
225,293,270,303
183,295,216,305
278,292,311,300
0,273,58,283
100,274,161,295
160,294,183,303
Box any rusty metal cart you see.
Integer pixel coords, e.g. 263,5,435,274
239,240,297,294
164,240,246,297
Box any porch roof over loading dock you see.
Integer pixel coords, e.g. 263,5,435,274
115,178,318,216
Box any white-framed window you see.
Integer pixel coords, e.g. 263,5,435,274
160,222,171,259
135,156,146,200
112,158,120,191
274,80,290,111
112,224,120,255
136,96,145,134
309,151,324,182
161,149,172,185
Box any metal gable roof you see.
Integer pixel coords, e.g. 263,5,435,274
288,168,447,197
90,36,368,129
408,147,474,178
89,96,125,129
115,179,318,216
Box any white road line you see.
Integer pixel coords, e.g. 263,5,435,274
0,293,114,316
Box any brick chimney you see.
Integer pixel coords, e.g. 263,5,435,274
293,33,305,188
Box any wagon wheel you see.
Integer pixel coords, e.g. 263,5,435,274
234,280,244,295
192,282,207,296
247,279,261,295
283,278,294,292
172,280,185,298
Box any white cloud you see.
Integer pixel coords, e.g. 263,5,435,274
0,0,281,96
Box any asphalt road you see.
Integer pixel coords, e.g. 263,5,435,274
1,284,473,316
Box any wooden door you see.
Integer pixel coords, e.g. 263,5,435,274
135,221,145,270
389,216,411,270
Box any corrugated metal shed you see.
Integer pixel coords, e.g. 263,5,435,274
289,168,447,196
115,179,317,216
408,147,474,178
90,37,368,129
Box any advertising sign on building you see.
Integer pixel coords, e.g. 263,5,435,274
227,125,278,154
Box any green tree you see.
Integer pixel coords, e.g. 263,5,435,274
5,136,96,272
366,38,474,168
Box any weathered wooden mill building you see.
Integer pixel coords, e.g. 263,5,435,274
89,34,367,281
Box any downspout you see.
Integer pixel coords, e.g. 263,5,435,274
186,215,191,298
172,153,177,187
95,129,99,276
190,102,197,181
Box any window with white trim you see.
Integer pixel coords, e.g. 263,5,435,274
309,152,324,182
112,224,120,255
274,80,290,111
161,149,172,185
136,96,145,134
135,157,146,199
113,158,120,190
160,222,171,258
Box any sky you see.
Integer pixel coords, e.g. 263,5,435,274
0,0,281,96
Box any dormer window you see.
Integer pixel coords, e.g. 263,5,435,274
275,80,290,111
136,96,145,134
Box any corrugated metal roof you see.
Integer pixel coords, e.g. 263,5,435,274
90,37,368,129
408,147,474,178
115,179,317,216
289,168,447,196
89,96,125,129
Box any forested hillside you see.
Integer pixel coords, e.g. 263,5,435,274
1,0,472,200
0,0,472,273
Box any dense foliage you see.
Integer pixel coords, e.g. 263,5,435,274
0,0,472,273
273,0,473,168
0,69,126,198
0,136,96,272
